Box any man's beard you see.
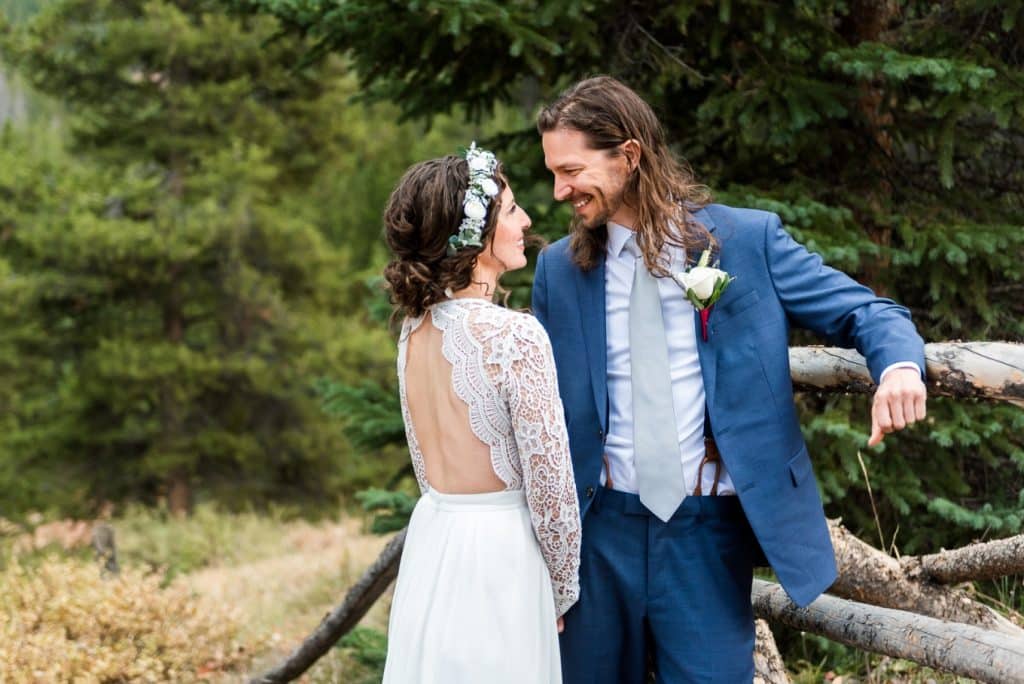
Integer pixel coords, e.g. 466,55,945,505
578,186,625,230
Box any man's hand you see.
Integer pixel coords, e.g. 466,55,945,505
868,368,927,446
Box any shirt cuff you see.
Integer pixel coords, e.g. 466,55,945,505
879,361,922,385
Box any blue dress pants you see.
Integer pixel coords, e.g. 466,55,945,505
559,488,757,683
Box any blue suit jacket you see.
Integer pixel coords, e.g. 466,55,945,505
531,204,926,607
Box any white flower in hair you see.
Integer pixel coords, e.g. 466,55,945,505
447,141,501,256
469,154,492,172
479,178,499,197
464,198,487,220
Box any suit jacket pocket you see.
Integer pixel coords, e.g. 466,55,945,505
713,288,760,330
787,446,813,487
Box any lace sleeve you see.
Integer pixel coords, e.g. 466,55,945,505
502,315,581,617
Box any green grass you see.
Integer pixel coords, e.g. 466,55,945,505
113,501,303,580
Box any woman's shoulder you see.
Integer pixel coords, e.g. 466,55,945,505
463,302,550,349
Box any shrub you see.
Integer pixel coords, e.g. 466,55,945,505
0,557,249,682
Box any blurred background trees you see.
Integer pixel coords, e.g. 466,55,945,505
0,0,483,515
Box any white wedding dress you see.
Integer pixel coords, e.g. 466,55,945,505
382,297,581,684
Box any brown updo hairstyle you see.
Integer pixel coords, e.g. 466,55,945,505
383,155,508,319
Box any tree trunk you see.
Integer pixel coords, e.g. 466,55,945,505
161,270,190,517
249,528,407,684
828,520,1023,637
167,471,190,518
789,342,1024,407
753,579,1024,683
843,0,900,295
907,533,1024,585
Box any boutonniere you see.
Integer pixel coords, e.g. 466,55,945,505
672,249,734,341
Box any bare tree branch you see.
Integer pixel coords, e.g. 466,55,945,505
249,529,407,684
829,521,1023,637
753,618,791,684
908,534,1024,585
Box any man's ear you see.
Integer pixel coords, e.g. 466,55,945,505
621,139,641,172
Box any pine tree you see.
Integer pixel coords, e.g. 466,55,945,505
0,0,401,515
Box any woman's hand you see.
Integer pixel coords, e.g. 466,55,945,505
557,616,565,633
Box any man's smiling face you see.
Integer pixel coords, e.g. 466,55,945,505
542,127,634,230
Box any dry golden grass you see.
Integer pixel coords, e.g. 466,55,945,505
0,509,394,683
0,506,982,683
0,557,248,682
185,516,394,682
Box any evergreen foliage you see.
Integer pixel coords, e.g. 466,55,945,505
0,0,406,514
0,0,44,25
245,0,1024,553
355,488,417,534
337,626,389,684
317,378,405,452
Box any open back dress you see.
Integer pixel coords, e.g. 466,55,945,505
382,297,581,684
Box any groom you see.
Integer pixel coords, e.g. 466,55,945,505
531,76,927,683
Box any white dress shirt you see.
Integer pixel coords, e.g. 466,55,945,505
601,221,919,497
602,222,735,496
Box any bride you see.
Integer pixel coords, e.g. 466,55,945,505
380,144,581,683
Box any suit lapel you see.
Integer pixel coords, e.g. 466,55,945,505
575,257,609,432
573,208,717,433
691,207,719,411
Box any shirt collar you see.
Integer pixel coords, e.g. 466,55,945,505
606,221,636,259
607,221,690,271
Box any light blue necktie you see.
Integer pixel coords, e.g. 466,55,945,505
626,235,686,522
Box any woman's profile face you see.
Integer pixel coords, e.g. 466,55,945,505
478,184,531,275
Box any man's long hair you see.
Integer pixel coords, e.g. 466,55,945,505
537,76,713,274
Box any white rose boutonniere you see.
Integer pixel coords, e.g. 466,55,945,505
671,249,734,341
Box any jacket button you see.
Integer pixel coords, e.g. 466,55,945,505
597,428,604,438
585,486,595,498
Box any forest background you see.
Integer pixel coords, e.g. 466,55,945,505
0,0,1021,681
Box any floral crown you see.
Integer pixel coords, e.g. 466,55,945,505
447,142,500,256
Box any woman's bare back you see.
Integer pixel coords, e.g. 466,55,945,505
403,311,506,494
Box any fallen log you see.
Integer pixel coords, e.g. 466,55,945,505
249,528,791,683
789,341,1024,407
249,528,406,684
828,521,1023,637
753,618,790,684
753,579,1024,683
908,533,1024,585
